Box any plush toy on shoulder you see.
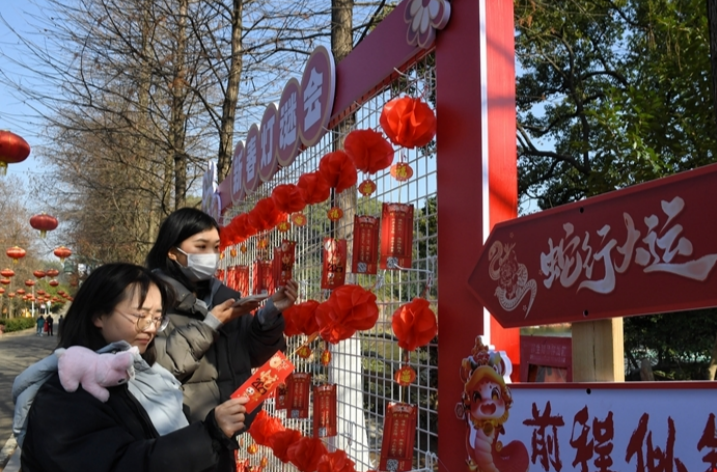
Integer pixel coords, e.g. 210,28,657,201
56,345,138,402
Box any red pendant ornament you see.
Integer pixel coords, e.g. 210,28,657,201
49,279,59,287
260,457,268,468
247,443,258,455
257,238,269,249
33,270,46,279
343,129,394,174
53,246,72,263
0,279,10,286
277,221,291,233
6,246,26,264
379,96,437,149
316,284,380,344
286,372,312,419
352,215,380,275
230,248,238,257
390,162,413,182
394,366,417,386
24,279,35,287
380,203,414,270
29,213,58,238
320,350,331,366
7,292,14,298
0,130,31,175
379,403,418,472
45,268,60,277
327,207,343,222
291,213,307,227
240,245,248,254
0,268,14,278
296,345,312,359
0,288,5,295
313,384,337,438
16,289,25,295
320,238,346,290
358,179,377,196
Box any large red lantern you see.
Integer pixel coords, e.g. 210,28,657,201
45,268,60,277
6,246,26,264
33,270,46,279
53,246,72,262
30,214,59,238
0,268,15,278
49,279,59,287
0,130,31,175
24,279,35,287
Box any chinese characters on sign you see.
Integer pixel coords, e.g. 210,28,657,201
352,215,380,275
380,203,414,270
379,403,417,472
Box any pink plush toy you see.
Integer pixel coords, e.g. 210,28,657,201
56,345,138,402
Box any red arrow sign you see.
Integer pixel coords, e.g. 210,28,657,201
468,163,717,328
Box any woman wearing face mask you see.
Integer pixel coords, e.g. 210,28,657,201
146,208,298,472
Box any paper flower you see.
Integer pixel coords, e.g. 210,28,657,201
248,410,286,447
297,172,331,205
318,151,358,193
316,450,356,472
391,297,438,351
287,437,329,472
343,129,394,174
248,198,286,232
268,429,303,463
272,184,307,214
283,300,320,337
316,301,356,344
404,0,451,49
380,96,436,149
317,285,379,344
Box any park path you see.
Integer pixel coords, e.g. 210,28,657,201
0,328,57,467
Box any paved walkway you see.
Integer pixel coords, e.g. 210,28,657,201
0,328,57,470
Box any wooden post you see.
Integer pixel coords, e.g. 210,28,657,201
572,318,625,382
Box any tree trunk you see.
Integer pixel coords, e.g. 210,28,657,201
171,0,189,210
216,0,244,181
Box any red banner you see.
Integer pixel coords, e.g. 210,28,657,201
252,260,274,295
352,215,380,274
379,402,417,472
312,384,337,438
321,238,347,289
286,372,312,419
380,203,414,270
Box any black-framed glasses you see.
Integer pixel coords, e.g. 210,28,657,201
116,310,169,332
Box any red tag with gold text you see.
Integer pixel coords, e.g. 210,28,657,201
230,351,294,413
321,238,347,289
275,383,288,410
252,260,274,295
380,203,414,270
286,372,312,419
378,402,417,472
278,240,296,286
352,215,380,275
312,384,337,438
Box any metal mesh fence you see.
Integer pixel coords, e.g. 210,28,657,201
222,51,437,472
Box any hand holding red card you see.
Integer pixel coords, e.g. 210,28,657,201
231,351,295,413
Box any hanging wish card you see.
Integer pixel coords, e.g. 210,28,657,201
275,382,288,410
276,240,296,287
380,203,414,270
378,402,417,472
313,384,337,438
236,265,250,297
352,215,380,275
321,238,347,289
230,351,295,413
252,260,274,295
286,372,312,419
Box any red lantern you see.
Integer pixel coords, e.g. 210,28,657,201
390,162,413,182
33,270,46,279
6,246,26,264
0,130,31,175
0,268,15,278
29,213,59,238
51,296,58,302
379,96,437,149
0,287,4,295
0,279,10,285
8,292,15,298
318,151,358,193
358,179,376,196
45,268,60,277
37,289,45,296
54,246,72,262
24,280,35,287
343,129,395,174
16,288,25,295
49,279,59,287
394,366,417,386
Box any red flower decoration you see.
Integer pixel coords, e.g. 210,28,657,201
343,129,394,174
268,429,302,463
317,285,379,344
316,450,356,472
248,198,286,232
297,172,331,204
316,301,356,344
232,213,258,241
318,151,357,193
249,410,286,447
391,297,438,352
272,184,307,214
283,300,320,337
380,96,437,148
287,437,328,472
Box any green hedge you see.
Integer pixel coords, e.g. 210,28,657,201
0,318,37,332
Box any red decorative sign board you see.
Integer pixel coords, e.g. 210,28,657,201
244,123,261,194
380,203,414,270
286,372,312,419
352,215,380,274
259,103,279,182
277,78,301,168
519,335,572,383
468,163,717,328
230,351,294,413
312,383,337,438
298,46,336,148
252,260,274,295
379,402,417,472
321,237,347,289
230,141,245,204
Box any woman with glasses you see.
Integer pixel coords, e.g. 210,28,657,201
15,263,251,472
146,208,298,472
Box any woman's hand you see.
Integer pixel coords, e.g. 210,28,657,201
271,279,299,312
214,396,249,437
211,298,264,324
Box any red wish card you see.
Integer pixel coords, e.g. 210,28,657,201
379,402,417,472
313,383,337,438
230,351,295,413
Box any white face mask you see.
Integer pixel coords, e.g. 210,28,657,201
175,247,219,281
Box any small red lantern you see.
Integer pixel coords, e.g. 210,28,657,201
54,246,72,262
16,288,25,295
327,207,344,222
0,268,15,278
257,239,269,250
277,221,291,233
8,292,15,298
297,345,312,359
0,130,31,175
320,350,331,366
33,270,46,279
394,365,417,386
230,248,238,257
37,289,45,296
6,246,26,264
24,279,35,287
247,444,258,455
45,268,60,277
0,288,4,295
240,245,248,254
291,213,307,227
0,279,10,286
29,213,59,238
51,296,58,302
358,179,377,196
390,162,413,182
49,279,59,287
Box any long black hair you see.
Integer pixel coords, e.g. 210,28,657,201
58,263,172,364
145,207,220,291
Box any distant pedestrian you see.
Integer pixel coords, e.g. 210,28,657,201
58,315,63,336
42,317,49,336
35,316,44,336
46,316,54,336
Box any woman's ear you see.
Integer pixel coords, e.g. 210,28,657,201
167,248,179,262
93,316,104,329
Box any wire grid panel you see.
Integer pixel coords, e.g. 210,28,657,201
224,53,437,472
